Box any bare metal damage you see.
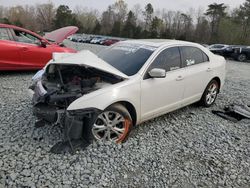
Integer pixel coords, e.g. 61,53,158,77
30,62,124,153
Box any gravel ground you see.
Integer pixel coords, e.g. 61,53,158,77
0,42,250,187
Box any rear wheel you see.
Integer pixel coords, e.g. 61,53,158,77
200,80,219,107
237,54,247,62
92,104,132,143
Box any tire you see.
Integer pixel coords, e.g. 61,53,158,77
237,54,247,62
91,104,132,143
200,80,219,107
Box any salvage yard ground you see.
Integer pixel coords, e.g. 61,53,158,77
0,41,249,187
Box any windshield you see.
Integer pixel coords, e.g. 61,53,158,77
98,43,156,76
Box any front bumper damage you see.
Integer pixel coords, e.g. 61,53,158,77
31,79,101,154
33,104,100,154
29,61,123,153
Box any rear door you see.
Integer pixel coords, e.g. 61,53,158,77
0,27,21,70
179,46,212,106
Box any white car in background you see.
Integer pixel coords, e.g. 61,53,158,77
30,39,226,144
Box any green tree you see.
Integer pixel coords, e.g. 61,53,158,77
112,0,128,22
111,0,128,36
150,16,162,38
93,20,101,34
13,19,23,27
235,0,250,43
205,3,227,42
143,3,154,31
218,17,241,44
53,5,80,29
122,11,137,38
134,25,142,39
194,16,210,43
74,7,99,34
180,13,193,40
111,20,122,36
100,6,115,35
0,17,11,24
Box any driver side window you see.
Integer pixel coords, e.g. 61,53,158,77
13,29,40,45
149,47,181,72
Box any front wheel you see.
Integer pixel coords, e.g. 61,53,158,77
91,104,132,143
200,80,219,107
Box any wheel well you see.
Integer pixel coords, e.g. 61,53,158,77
212,77,221,90
238,53,247,56
111,101,137,126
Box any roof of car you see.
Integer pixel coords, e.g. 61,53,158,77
0,23,49,42
122,39,197,48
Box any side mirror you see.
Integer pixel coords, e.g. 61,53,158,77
39,40,47,48
148,68,166,78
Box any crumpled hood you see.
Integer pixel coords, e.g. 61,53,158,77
44,26,78,44
49,50,129,79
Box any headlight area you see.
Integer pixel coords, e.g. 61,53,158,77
65,108,101,142
33,105,101,154
67,108,101,117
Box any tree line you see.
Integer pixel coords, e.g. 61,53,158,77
1,0,250,45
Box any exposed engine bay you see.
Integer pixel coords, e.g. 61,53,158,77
32,64,122,108
30,64,124,153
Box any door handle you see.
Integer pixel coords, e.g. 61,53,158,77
207,67,212,72
21,47,29,51
176,75,184,81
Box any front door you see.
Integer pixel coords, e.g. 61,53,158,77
11,28,52,69
140,47,185,122
0,28,21,70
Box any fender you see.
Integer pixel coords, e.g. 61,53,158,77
67,79,141,123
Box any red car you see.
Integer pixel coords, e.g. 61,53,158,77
103,39,120,46
0,24,78,70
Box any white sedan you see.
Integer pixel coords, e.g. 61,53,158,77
30,39,226,144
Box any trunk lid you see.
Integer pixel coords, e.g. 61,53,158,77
44,26,78,44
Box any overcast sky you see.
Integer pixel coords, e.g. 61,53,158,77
0,0,245,12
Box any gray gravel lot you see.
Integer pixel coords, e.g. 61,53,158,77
0,41,250,187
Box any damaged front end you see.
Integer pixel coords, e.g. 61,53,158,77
30,62,124,153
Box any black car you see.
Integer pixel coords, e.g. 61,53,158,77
209,44,250,62
208,44,229,55
218,45,243,58
231,46,250,62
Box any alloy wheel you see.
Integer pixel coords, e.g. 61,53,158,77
92,111,129,143
206,83,218,105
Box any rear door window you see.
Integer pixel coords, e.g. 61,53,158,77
180,46,209,67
